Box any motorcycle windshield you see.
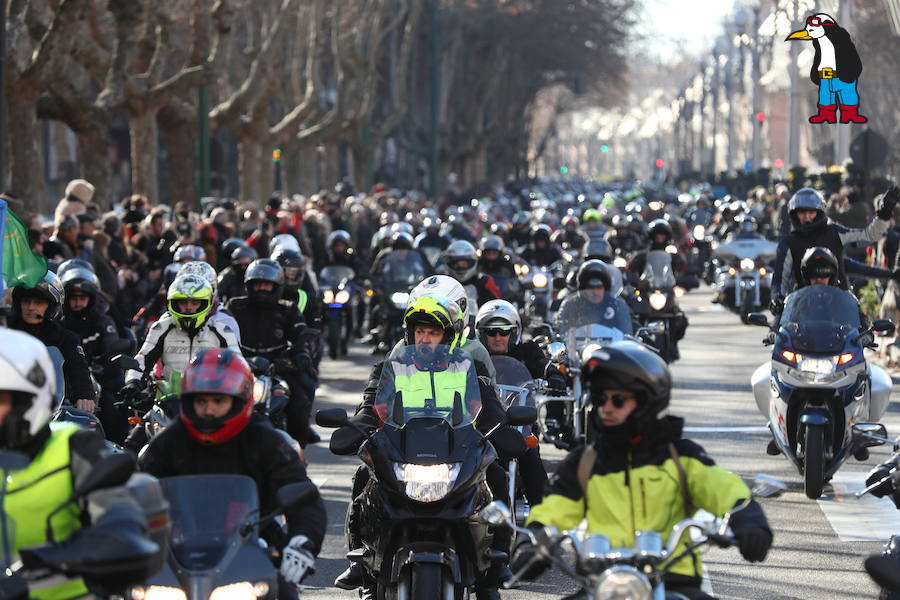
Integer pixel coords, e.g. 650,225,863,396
160,475,258,571
491,356,535,424
555,291,632,340
375,344,481,428
781,286,861,353
319,266,355,288
641,250,677,288
715,237,778,261
380,252,426,289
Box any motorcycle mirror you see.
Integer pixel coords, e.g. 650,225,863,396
109,354,141,371
505,405,537,427
276,481,319,511
247,356,271,376
315,408,349,428
746,313,770,328
853,422,889,448
548,342,567,364
866,554,900,592
0,450,30,472
478,501,513,527
873,319,896,335
750,474,787,498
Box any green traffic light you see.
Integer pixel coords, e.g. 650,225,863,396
560,166,570,174
600,144,609,152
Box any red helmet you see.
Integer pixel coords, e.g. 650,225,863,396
179,348,254,445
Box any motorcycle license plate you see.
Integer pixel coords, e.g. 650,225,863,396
798,358,833,374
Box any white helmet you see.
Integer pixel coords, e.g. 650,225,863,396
270,234,301,255
180,261,218,297
444,240,479,283
475,299,522,345
0,329,56,448
409,275,470,328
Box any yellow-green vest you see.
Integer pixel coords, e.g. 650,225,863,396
5,422,88,600
391,359,470,411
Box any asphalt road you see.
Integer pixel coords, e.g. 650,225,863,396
300,286,899,599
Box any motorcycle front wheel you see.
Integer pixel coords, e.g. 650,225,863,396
803,424,825,499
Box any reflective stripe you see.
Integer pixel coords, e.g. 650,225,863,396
296,289,309,313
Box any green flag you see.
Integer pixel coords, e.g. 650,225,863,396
1,201,48,290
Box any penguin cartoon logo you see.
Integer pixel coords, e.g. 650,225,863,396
786,13,866,124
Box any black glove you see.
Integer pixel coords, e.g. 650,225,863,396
294,351,312,373
769,294,784,315
116,381,142,406
733,525,772,562
866,464,895,498
877,186,900,220
274,357,294,374
546,370,566,393
509,526,551,581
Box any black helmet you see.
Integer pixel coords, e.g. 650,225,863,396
163,263,184,290
61,267,100,313
576,259,612,291
581,340,672,438
231,245,258,268
479,235,504,254
788,188,827,234
244,258,285,306
12,272,65,321
490,222,509,239
584,238,612,262
271,248,305,288
56,258,95,281
327,229,352,250
610,214,628,230
221,238,247,259
391,231,414,250
800,246,839,285
647,218,672,242
531,224,552,244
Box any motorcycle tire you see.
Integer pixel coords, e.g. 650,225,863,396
410,563,450,600
327,319,341,361
803,425,826,499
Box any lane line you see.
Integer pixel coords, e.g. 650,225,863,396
818,470,900,542
683,426,769,433
311,477,329,488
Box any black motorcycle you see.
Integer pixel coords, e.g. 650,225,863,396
319,265,358,360
317,344,535,599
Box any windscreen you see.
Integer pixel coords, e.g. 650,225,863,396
641,250,676,288
380,252,426,288
319,266,355,288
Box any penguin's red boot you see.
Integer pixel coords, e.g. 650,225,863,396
839,104,868,123
808,104,837,124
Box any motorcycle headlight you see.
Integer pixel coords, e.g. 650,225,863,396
532,273,549,288
798,357,836,375
515,263,530,276
130,586,187,600
693,225,705,239
323,290,335,304
593,565,652,600
649,291,667,311
740,258,755,271
673,286,685,297
665,244,678,254
613,257,627,269
209,581,270,600
335,290,351,304
390,292,410,307
393,463,461,502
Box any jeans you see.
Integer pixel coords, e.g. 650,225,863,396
818,77,860,105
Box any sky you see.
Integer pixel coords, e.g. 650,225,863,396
634,0,737,63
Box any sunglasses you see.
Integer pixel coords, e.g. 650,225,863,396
484,328,513,337
806,16,834,26
597,392,634,409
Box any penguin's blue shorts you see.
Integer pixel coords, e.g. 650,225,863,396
818,77,860,105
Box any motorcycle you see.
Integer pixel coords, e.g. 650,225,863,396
491,355,540,525
134,474,319,600
247,356,291,432
316,344,536,600
747,285,895,499
319,265,358,360
110,355,179,448
689,224,715,285
523,261,566,335
712,233,777,322
375,252,427,349
480,474,785,598
632,250,685,363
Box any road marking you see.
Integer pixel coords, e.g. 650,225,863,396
311,477,328,488
696,305,726,313
818,470,900,542
684,426,769,433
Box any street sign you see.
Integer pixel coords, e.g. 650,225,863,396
849,129,888,170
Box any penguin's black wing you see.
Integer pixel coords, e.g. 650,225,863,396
810,40,821,84
829,27,863,82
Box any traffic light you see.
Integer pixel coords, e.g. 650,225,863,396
774,158,784,169
655,158,665,168
755,112,765,123
560,165,570,175
600,144,609,153
272,148,282,162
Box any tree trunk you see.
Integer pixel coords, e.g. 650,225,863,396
76,122,113,210
6,88,46,214
257,137,275,200
323,142,340,191
238,137,260,202
351,141,371,193
128,110,160,202
158,105,196,209
293,140,319,195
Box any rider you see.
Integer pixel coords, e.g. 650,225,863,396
627,218,688,283
556,259,633,335
271,247,323,330
512,341,773,598
138,348,326,598
226,259,318,446
121,274,241,400
478,236,521,301
770,186,899,313
216,244,258,304
443,240,502,307
325,229,365,273
331,296,517,600
550,215,588,253
520,224,563,268
9,272,96,411
606,214,642,256
0,328,155,600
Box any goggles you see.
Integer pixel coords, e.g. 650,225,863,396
806,16,835,26
483,327,513,337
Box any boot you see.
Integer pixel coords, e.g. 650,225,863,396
808,104,837,124
474,587,501,600
766,438,781,456
839,104,868,123
335,563,365,590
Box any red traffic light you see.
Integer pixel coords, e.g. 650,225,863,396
774,158,784,169
755,112,765,123
655,159,665,168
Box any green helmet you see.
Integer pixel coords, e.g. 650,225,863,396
167,274,213,333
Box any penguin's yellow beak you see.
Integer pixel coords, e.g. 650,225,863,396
785,29,812,40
